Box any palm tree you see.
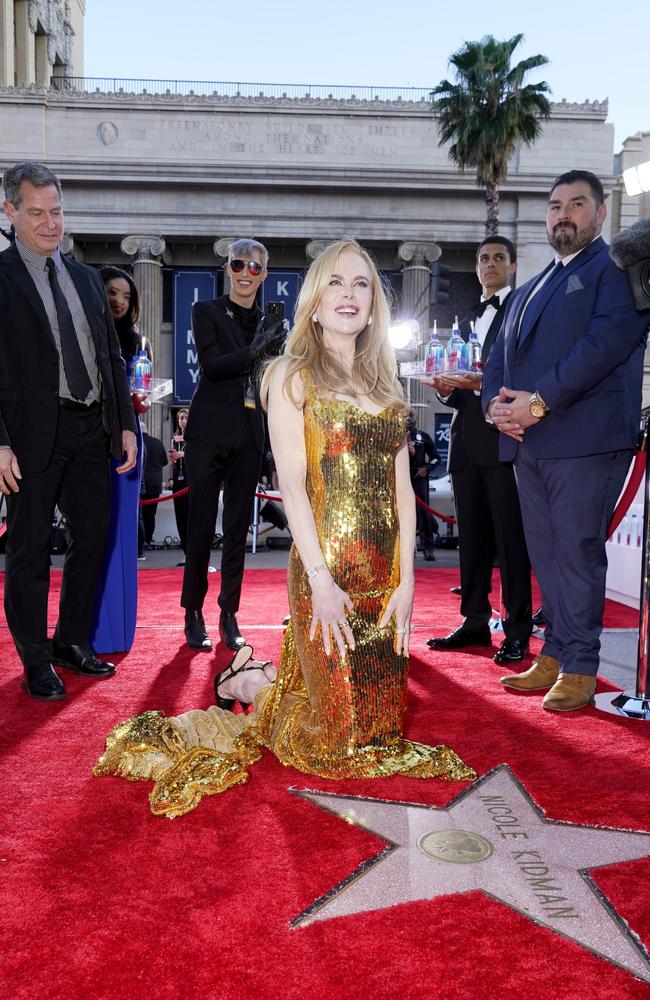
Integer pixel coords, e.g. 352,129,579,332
431,34,551,235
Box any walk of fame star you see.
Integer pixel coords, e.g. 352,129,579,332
290,765,650,984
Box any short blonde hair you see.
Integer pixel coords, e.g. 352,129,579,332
260,239,407,413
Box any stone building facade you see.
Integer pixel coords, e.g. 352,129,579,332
1,79,626,442
0,0,84,87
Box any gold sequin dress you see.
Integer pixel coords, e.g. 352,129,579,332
95,397,475,817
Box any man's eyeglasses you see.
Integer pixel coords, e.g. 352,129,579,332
229,259,263,276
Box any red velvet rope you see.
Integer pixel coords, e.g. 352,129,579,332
607,449,647,539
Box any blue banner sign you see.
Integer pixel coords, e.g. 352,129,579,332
261,270,301,322
173,270,218,403
434,413,452,467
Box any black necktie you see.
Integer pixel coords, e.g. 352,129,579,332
475,294,501,317
46,258,92,401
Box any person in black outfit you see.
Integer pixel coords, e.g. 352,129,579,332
0,162,137,700
181,239,285,650
140,426,168,545
406,411,439,560
169,407,189,563
423,236,532,664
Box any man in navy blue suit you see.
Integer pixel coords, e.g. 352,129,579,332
482,169,649,712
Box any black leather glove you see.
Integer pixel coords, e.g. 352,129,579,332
250,318,287,360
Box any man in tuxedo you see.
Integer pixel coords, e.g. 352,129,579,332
406,411,439,560
181,239,285,651
483,169,649,711
0,161,137,700
424,237,532,663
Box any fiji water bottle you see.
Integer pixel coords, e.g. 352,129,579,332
445,317,468,372
425,322,445,375
134,350,152,391
467,328,482,372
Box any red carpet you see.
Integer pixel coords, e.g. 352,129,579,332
1,568,649,1000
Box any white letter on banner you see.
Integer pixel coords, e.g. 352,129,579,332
276,281,288,296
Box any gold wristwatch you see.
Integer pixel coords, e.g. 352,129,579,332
529,392,550,419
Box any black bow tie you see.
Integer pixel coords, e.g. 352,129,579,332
475,294,501,317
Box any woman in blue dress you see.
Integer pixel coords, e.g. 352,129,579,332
91,267,151,653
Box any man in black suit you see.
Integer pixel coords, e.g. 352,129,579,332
0,161,137,700
181,239,285,650
423,236,532,663
406,411,439,560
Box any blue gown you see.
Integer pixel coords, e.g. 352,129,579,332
90,421,143,653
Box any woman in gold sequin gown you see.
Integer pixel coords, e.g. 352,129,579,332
95,241,475,816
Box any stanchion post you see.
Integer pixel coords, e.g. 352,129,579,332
595,415,650,720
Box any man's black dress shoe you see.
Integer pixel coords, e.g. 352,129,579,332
423,548,436,561
450,586,462,596
184,610,212,650
532,607,545,627
427,627,492,650
493,637,529,664
21,662,66,701
219,612,245,650
52,641,116,677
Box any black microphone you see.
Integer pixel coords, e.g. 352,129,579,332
610,218,650,312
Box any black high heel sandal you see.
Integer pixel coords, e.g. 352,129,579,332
214,644,254,711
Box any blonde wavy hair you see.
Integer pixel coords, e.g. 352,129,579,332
260,240,408,413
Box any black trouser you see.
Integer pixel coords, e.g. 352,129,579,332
452,462,532,641
181,434,261,614
4,406,110,669
412,475,437,549
172,485,189,552
141,491,160,544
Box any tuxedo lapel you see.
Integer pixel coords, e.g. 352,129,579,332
481,292,511,360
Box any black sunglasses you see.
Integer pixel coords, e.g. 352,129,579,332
229,258,263,276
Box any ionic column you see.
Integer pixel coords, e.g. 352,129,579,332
214,237,237,294
398,241,441,410
121,235,166,440
0,0,15,87
14,0,35,86
306,240,333,260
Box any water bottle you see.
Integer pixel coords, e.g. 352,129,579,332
425,322,445,375
133,349,153,392
444,317,468,372
467,329,482,372
630,513,639,549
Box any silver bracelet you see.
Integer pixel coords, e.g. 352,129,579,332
306,562,327,578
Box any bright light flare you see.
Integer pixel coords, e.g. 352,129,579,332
623,161,650,197
389,319,419,350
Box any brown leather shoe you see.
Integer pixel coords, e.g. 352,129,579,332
500,654,560,691
542,673,596,712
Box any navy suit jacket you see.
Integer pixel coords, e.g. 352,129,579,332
482,237,649,461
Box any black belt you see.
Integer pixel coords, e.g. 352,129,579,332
58,397,100,412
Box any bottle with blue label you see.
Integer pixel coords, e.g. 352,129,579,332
444,317,468,372
425,321,445,375
133,349,153,392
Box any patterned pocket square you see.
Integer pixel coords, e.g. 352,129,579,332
565,274,584,293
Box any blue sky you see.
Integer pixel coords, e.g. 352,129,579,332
85,0,646,150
